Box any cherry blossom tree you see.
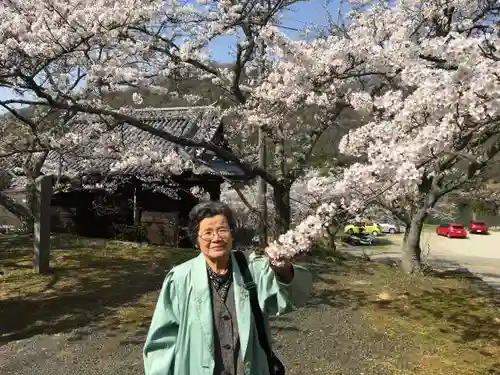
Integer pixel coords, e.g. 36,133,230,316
0,106,85,229
0,0,349,238
256,0,500,271
2,0,500,272
217,166,350,250
219,168,335,233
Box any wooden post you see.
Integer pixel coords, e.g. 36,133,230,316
133,187,141,225
33,175,53,274
208,183,221,201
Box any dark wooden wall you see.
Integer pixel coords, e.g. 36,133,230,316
50,184,199,246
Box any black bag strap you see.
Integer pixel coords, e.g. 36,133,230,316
233,251,273,359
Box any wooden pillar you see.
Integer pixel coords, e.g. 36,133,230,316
33,175,53,274
207,182,221,201
130,177,142,225
133,187,141,225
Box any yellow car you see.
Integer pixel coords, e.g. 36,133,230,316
344,222,382,236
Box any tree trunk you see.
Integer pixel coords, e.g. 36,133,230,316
326,225,338,252
272,183,291,238
403,224,410,242
401,209,427,274
21,152,49,233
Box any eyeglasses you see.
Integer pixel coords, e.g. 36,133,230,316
199,228,231,241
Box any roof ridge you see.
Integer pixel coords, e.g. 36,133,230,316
134,105,216,112
126,105,220,120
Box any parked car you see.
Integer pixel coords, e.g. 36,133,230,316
378,222,401,234
344,222,382,236
435,223,468,238
468,220,489,234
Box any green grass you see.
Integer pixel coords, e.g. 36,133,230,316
313,248,500,375
362,266,500,375
0,233,197,342
422,223,436,232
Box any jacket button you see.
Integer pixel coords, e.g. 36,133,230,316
223,344,231,350
223,315,230,320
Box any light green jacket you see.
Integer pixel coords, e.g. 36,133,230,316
143,251,312,375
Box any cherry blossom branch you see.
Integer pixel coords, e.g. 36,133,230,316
265,180,398,265
12,74,281,186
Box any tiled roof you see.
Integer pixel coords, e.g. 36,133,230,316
39,107,250,179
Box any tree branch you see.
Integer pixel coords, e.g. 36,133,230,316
0,191,31,219
18,75,281,187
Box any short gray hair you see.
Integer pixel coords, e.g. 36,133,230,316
187,201,236,246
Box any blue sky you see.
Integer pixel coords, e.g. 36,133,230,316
0,0,346,105
208,0,347,61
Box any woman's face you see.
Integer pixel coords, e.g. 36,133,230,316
197,214,233,261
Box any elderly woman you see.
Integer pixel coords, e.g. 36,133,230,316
143,201,312,375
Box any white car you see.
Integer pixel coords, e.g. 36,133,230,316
378,222,401,234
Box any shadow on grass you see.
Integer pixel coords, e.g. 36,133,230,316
0,245,197,344
0,233,35,250
302,250,374,309
363,264,500,348
412,289,499,345
338,235,401,251
306,246,500,353
415,269,500,345
370,237,397,247
0,234,115,270
0,233,97,251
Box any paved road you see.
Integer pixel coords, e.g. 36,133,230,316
421,231,500,289
349,231,500,290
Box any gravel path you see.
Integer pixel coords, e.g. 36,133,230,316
0,259,412,375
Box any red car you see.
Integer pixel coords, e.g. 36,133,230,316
469,220,489,234
436,223,468,238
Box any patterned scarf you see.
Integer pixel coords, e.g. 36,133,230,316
206,262,232,301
